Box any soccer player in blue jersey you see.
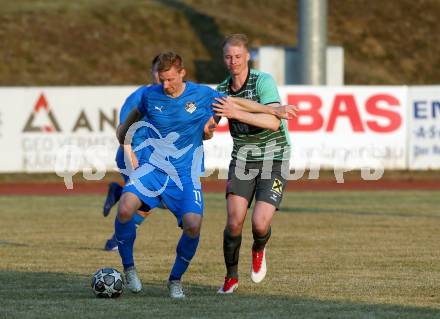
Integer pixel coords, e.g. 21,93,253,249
101,56,162,251
115,51,221,299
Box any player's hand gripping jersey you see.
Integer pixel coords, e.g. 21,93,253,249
216,69,291,162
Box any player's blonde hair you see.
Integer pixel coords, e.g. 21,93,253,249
223,34,249,51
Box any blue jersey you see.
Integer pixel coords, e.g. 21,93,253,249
115,86,150,170
136,81,224,181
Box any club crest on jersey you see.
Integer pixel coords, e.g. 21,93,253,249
185,101,197,114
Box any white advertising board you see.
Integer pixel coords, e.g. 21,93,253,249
206,86,408,170
0,85,410,173
408,86,440,169
0,86,137,173
0,88,24,171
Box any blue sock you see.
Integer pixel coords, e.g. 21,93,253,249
132,213,145,227
115,217,136,270
169,233,200,281
110,213,144,249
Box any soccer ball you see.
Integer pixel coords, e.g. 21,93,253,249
91,268,124,298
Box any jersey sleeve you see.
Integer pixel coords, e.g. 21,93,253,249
212,88,227,100
137,87,150,117
119,86,148,124
208,87,226,123
119,95,136,124
256,72,281,105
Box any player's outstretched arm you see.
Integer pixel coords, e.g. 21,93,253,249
270,104,299,119
235,111,280,131
213,98,280,131
116,108,142,145
214,97,298,119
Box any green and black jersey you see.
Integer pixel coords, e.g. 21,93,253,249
216,69,291,162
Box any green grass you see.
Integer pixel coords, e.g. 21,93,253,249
1,191,440,318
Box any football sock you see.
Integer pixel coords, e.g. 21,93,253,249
169,233,199,281
110,213,144,248
252,226,271,252
132,213,145,227
223,228,242,279
115,217,136,270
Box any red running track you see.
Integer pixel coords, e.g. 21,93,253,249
1,180,440,195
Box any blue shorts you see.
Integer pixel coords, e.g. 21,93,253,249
122,168,203,227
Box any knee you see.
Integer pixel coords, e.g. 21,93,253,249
184,222,201,238
252,221,270,237
117,202,134,223
226,220,244,236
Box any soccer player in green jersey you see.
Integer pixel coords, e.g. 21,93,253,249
214,34,296,293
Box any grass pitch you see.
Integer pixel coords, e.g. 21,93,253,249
0,191,439,318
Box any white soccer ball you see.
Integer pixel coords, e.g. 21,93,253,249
91,268,124,298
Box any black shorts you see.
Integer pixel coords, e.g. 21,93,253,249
226,159,288,209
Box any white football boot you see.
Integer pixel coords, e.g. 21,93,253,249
124,267,142,293
168,280,185,299
251,248,267,283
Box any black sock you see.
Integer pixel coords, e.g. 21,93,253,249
114,184,123,202
252,227,271,252
223,228,242,279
